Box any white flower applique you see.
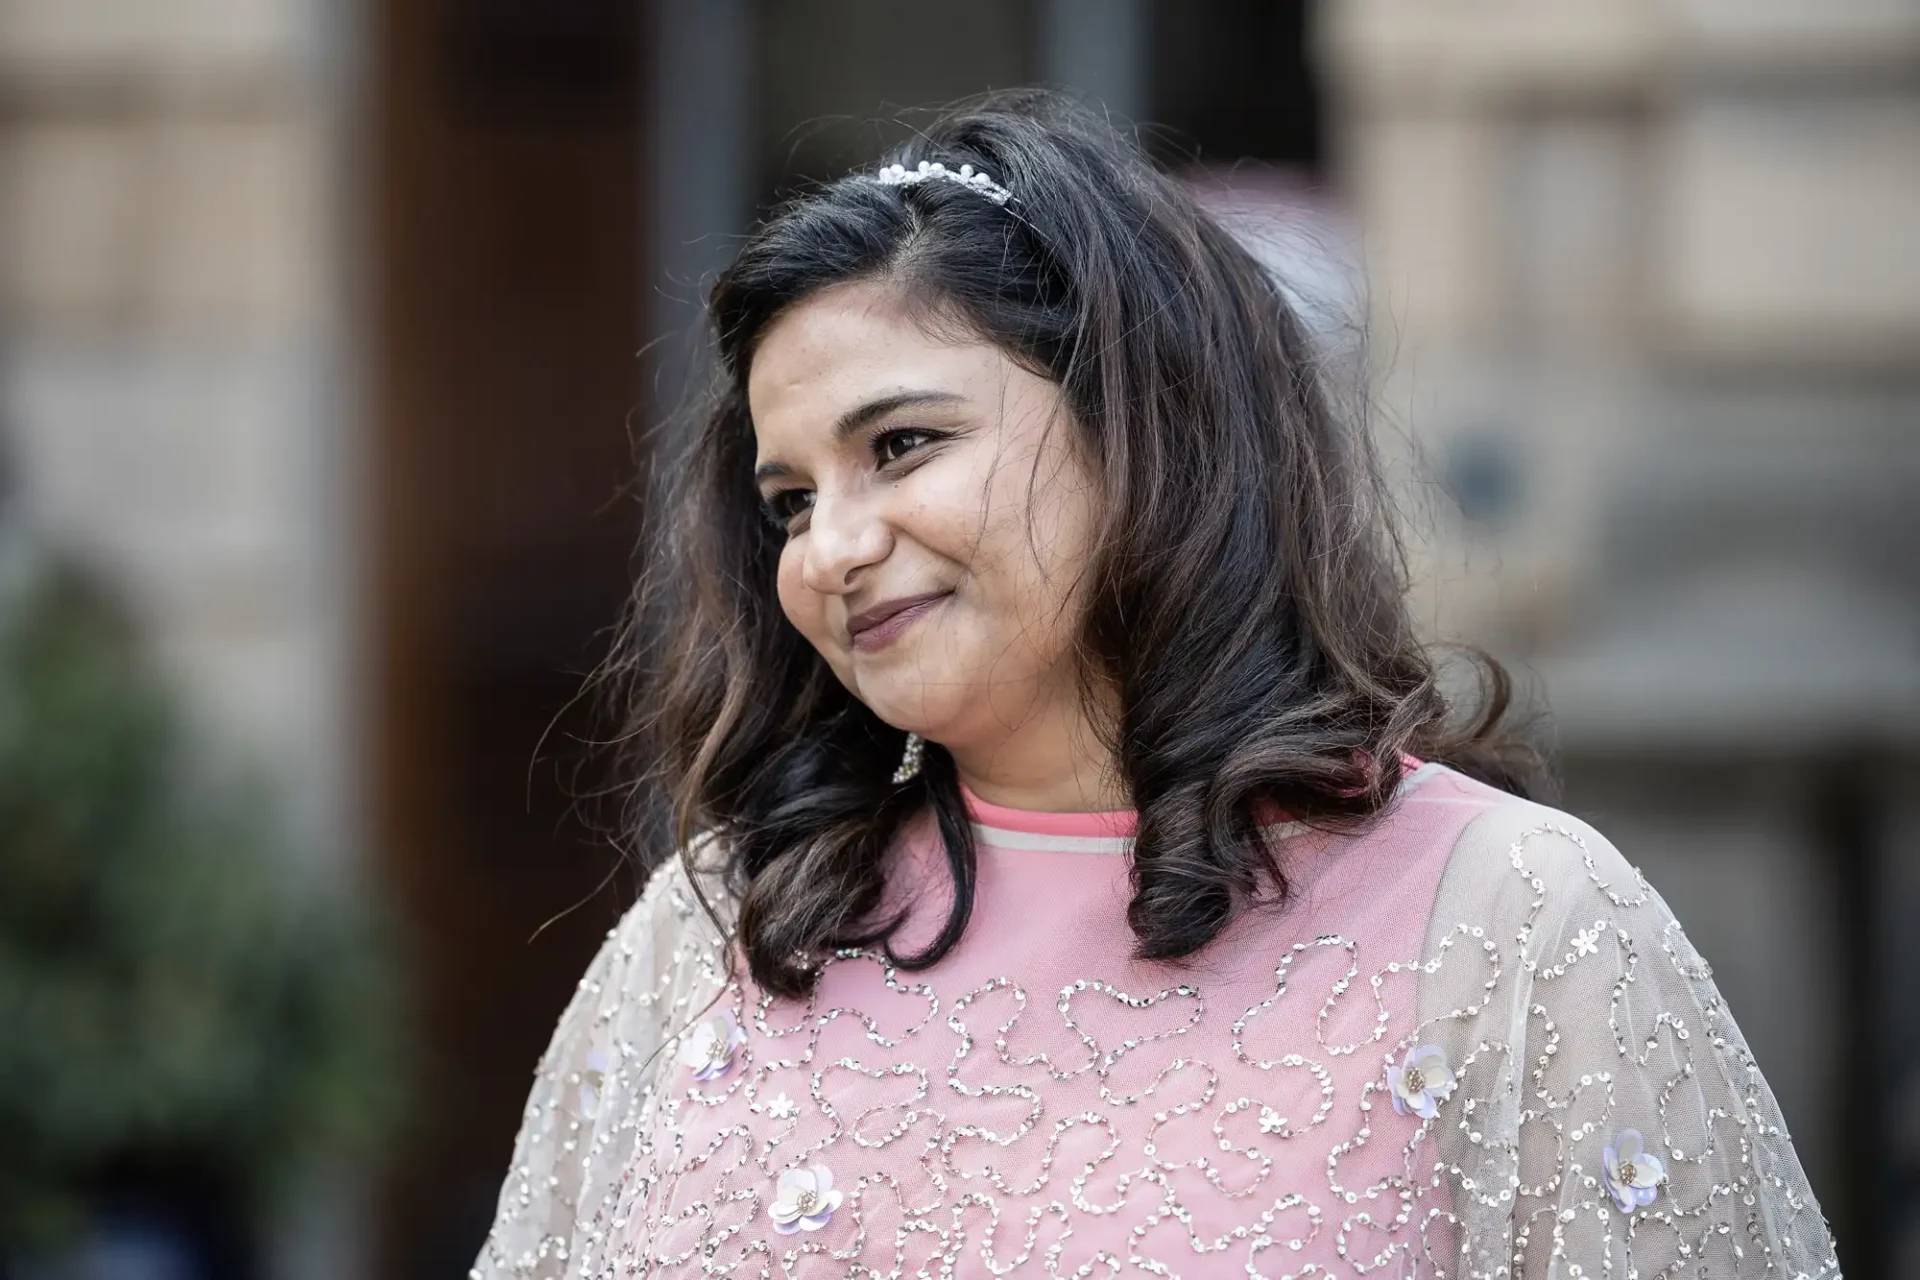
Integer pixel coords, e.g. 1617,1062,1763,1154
1386,1043,1457,1120
677,1007,746,1082
1603,1128,1667,1212
757,1091,798,1120
768,1164,843,1234
577,1046,612,1118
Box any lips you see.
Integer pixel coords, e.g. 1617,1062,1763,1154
847,590,951,649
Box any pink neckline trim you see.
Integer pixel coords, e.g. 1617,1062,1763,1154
959,781,1138,837
957,755,1425,838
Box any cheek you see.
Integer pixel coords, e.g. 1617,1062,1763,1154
775,551,825,643
985,457,1093,581
964,464,1096,647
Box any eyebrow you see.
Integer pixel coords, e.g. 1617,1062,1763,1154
753,389,966,484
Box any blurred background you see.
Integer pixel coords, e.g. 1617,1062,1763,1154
0,1,1913,1277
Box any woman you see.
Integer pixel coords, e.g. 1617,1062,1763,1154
472,92,1838,1278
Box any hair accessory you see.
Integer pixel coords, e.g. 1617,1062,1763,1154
874,160,1013,206
891,731,925,784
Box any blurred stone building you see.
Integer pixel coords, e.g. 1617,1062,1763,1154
1324,2,1920,1271
0,1,358,859
1,1,1912,1276
0,1,365,1274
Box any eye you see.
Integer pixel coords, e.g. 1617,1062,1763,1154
757,427,945,536
759,487,812,533
874,426,940,466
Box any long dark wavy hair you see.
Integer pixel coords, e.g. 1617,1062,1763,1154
606,89,1547,999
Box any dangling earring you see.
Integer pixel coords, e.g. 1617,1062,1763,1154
891,731,924,784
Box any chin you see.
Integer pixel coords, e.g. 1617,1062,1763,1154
859,691,959,740
866,702,950,737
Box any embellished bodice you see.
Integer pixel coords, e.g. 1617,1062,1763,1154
472,765,1842,1279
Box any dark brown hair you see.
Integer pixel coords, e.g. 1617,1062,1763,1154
607,89,1547,998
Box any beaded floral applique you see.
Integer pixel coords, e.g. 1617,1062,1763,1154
1386,1043,1456,1121
1601,1128,1666,1213
677,1006,745,1081
768,1164,844,1234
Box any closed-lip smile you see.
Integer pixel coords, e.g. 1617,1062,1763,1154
847,590,951,643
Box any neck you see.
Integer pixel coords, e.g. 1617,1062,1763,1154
944,679,1129,813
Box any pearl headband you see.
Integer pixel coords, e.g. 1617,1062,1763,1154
873,159,1014,207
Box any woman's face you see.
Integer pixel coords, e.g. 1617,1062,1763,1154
748,278,1100,757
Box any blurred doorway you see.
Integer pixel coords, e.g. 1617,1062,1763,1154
369,0,646,1274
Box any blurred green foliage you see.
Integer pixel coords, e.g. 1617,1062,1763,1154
0,560,409,1250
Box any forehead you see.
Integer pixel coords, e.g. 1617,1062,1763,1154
747,281,997,439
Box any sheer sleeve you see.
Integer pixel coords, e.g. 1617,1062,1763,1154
1418,800,1842,1278
468,838,734,1280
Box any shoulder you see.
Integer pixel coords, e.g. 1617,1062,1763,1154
1415,773,1734,1022
544,831,736,1055
1421,767,1650,903
1414,766,1675,961
589,830,736,990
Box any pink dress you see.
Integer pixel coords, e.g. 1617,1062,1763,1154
471,762,1840,1278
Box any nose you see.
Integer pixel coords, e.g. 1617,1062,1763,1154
799,487,891,595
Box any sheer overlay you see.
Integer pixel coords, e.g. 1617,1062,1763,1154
470,778,1841,1278
1418,794,1839,1277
